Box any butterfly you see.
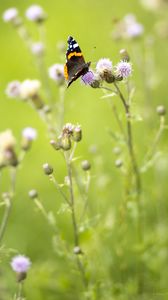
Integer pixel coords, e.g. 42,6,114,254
64,36,91,87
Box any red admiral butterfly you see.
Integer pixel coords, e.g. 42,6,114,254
64,36,91,87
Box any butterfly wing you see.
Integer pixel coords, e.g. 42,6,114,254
64,36,87,87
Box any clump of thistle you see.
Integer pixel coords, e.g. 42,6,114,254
6,79,45,109
50,123,82,152
112,14,144,40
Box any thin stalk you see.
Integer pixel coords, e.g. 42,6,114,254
64,152,88,288
145,116,166,161
0,167,17,244
49,174,70,205
114,81,143,293
0,194,11,244
16,282,23,300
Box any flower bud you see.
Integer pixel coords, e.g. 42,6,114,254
50,139,62,151
104,72,115,83
81,160,91,171
119,49,130,62
72,125,82,142
61,136,71,151
43,163,53,175
17,272,27,282
115,159,123,168
73,246,83,255
28,189,38,199
21,127,37,151
156,105,166,116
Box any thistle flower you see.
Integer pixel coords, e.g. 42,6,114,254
0,130,16,151
96,58,114,82
2,8,19,23
96,58,113,74
22,127,37,141
126,21,144,38
11,255,31,273
21,127,37,151
11,255,31,282
25,5,46,22
5,81,21,98
48,64,65,85
31,42,44,56
81,71,95,85
115,61,132,78
0,130,17,167
20,79,41,100
62,123,74,137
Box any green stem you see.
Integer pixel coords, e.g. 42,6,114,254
113,81,143,293
17,282,23,300
0,194,12,244
65,152,88,288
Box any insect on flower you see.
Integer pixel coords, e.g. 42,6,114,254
64,36,91,87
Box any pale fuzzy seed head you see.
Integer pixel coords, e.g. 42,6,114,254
48,64,65,85
25,5,45,22
96,58,113,74
20,79,41,99
2,8,18,23
31,42,44,56
81,71,95,85
115,61,132,78
5,81,21,98
0,130,16,151
11,255,31,273
22,127,37,140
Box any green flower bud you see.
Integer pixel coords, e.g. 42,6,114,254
43,163,53,175
72,125,82,142
156,105,166,116
17,272,27,282
115,159,123,168
61,136,71,151
81,160,91,171
119,49,130,62
28,189,38,199
50,139,62,150
73,246,83,255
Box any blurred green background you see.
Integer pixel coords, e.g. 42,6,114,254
0,0,168,299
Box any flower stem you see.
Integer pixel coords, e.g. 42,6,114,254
64,152,88,288
113,81,143,293
0,194,12,244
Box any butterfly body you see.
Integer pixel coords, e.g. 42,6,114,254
64,36,91,87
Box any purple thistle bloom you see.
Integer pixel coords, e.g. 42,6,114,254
115,61,132,78
81,71,95,85
11,255,31,273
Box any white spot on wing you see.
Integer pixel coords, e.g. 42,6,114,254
73,43,79,48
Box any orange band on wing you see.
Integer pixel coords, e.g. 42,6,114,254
64,64,68,80
67,52,83,59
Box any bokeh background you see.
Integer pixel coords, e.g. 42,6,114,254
0,0,168,299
